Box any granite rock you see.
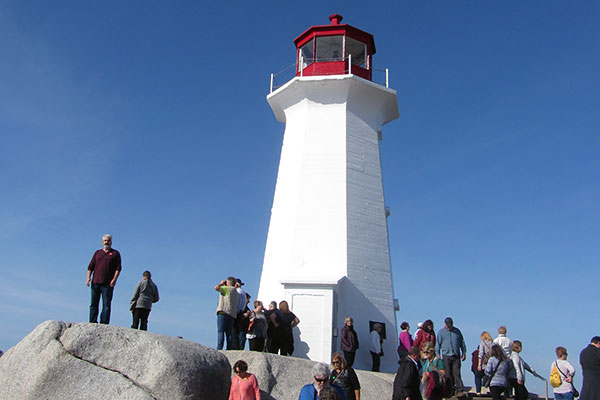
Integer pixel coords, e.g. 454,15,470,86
0,321,231,400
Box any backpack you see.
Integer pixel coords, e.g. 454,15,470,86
425,358,453,398
481,342,492,365
550,362,562,388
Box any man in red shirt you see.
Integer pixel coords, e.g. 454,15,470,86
86,234,122,324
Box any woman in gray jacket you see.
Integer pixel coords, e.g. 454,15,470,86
485,344,511,400
130,270,159,331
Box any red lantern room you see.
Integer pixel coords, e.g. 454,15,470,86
294,14,376,81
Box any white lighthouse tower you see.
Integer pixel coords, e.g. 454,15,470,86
258,14,400,372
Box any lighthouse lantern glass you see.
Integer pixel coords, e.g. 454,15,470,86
346,37,367,67
299,39,314,71
316,35,344,62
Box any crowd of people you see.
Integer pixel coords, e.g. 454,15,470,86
214,276,300,356
82,234,599,400
392,320,598,400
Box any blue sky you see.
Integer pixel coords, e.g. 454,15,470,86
1,0,598,395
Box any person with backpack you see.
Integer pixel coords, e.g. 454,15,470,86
550,346,576,400
475,331,494,396
484,344,511,400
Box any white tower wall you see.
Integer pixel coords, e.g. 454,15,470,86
258,74,399,372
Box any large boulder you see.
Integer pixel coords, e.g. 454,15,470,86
222,350,394,399
0,321,231,400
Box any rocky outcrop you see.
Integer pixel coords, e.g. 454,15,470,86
0,321,394,399
0,321,231,400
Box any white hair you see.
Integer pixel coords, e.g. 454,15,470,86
312,363,330,379
102,234,112,240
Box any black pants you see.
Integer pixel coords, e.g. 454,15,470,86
443,355,464,392
370,351,381,372
344,350,356,368
490,386,505,400
508,378,528,400
132,308,151,331
249,337,265,352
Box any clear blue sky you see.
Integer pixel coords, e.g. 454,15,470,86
1,1,598,395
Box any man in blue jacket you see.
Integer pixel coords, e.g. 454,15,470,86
298,363,346,400
436,317,467,396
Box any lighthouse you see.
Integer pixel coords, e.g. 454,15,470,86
258,14,400,372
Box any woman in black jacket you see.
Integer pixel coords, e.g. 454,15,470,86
340,316,359,367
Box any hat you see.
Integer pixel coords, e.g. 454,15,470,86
236,278,245,286
417,322,423,329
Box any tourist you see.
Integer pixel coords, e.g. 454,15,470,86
493,325,512,358
265,301,279,353
215,277,239,350
317,386,343,400
129,270,159,331
509,340,540,400
436,317,467,396
551,346,576,400
579,336,600,400
421,342,446,400
330,352,360,400
393,346,422,400
247,300,268,352
86,233,121,324
233,279,247,350
471,348,481,396
397,321,413,359
369,323,384,372
414,320,436,354
475,331,494,395
340,316,359,368
229,359,260,400
298,363,346,400
484,344,511,400
275,300,299,356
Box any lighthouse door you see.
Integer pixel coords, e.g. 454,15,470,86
283,282,337,364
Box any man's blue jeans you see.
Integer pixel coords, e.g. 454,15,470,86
90,284,114,324
217,313,235,350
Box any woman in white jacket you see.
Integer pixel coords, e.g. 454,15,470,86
509,340,539,400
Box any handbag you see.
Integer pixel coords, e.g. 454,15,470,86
555,361,579,397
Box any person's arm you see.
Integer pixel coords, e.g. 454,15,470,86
86,254,95,286
252,374,260,400
228,376,235,400
513,354,524,383
435,331,441,355
460,331,467,361
291,316,300,328
437,358,446,375
270,312,279,328
110,269,120,287
413,330,423,349
130,281,141,307
214,280,226,292
400,332,412,351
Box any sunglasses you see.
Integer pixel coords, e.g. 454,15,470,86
314,377,328,383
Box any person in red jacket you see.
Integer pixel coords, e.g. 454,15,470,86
414,320,436,355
